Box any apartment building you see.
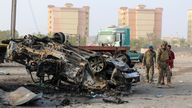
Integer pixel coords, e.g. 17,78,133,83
48,3,89,40
118,5,163,39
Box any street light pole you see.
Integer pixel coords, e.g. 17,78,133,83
10,0,17,39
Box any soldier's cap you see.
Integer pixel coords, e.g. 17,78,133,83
168,44,171,48
148,45,153,49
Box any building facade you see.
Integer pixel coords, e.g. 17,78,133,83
188,9,192,44
48,3,89,40
118,5,163,39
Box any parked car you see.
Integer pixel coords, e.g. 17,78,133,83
128,50,143,63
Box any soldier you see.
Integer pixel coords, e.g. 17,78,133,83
167,45,175,84
143,45,156,83
156,41,170,87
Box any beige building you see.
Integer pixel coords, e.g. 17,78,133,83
188,9,192,43
118,5,163,39
48,3,89,39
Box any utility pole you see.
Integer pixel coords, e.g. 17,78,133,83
10,0,17,39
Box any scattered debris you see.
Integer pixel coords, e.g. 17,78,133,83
0,89,7,106
7,87,41,106
60,98,70,106
88,92,106,98
155,94,163,98
179,80,184,83
0,71,10,75
143,97,153,100
102,97,128,104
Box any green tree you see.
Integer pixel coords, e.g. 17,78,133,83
170,40,178,46
0,30,19,42
151,38,162,49
179,38,189,47
130,36,162,50
130,37,149,50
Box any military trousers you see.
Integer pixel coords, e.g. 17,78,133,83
145,64,154,82
157,62,171,84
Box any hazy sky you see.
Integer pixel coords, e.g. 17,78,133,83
0,0,192,38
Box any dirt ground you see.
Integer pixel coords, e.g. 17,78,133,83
0,50,192,108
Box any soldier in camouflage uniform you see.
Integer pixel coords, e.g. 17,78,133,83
143,45,156,83
157,41,170,87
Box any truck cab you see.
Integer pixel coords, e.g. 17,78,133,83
97,26,130,48
96,26,143,63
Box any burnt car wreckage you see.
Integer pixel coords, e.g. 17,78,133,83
1,32,140,92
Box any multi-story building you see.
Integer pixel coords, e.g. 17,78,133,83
48,3,89,45
188,9,192,44
118,5,163,39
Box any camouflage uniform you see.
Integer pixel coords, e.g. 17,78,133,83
157,41,170,85
143,48,156,83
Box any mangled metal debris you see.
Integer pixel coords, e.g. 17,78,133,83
2,32,140,92
7,87,41,106
102,97,128,104
0,71,10,75
60,98,70,106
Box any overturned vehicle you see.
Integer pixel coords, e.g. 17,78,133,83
2,32,140,92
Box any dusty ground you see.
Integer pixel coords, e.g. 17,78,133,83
0,50,192,108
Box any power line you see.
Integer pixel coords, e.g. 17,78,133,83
28,0,40,33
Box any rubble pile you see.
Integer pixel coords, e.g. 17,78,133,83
2,32,140,92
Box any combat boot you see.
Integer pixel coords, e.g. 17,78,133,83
166,83,173,88
156,83,162,88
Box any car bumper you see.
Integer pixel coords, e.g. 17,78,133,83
122,72,140,83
